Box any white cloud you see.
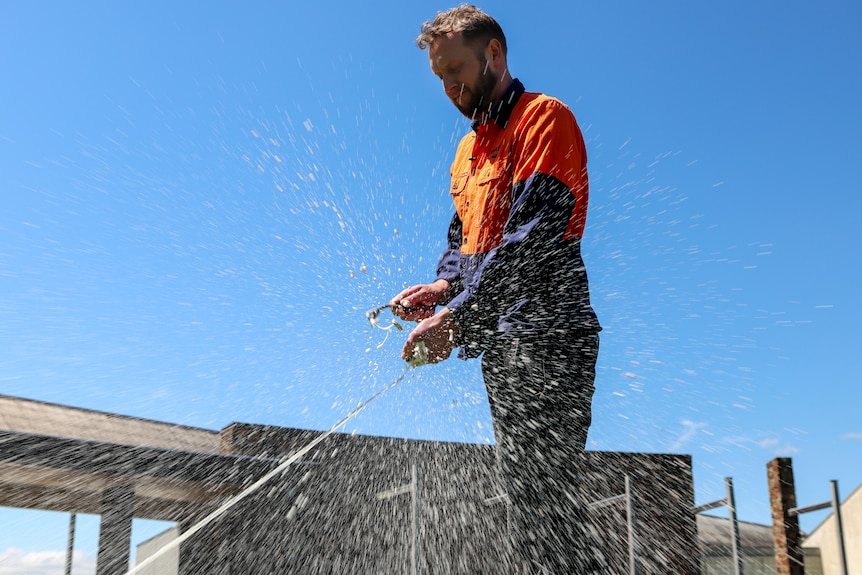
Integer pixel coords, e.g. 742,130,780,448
0,548,96,575
754,435,799,455
773,443,800,456
841,432,862,441
669,419,706,451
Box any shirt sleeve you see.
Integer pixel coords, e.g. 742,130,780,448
434,210,463,305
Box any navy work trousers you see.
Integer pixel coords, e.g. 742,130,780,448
481,333,605,574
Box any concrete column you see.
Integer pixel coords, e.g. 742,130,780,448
65,512,76,575
96,483,134,575
767,458,804,575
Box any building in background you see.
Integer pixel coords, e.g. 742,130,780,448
697,514,777,575
135,526,180,575
803,482,862,575
694,513,825,575
2,394,699,574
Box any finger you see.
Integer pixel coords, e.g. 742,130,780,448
389,285,418,307
390,305,412,320
402,290,434,307
402,334,420,361
403,308,435,321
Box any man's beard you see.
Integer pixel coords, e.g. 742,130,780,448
453,57,498,119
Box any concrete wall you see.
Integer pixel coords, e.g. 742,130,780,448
135,526,180,575
172,424,700,574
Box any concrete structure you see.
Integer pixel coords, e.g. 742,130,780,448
1,394,700,574
803,482,862,575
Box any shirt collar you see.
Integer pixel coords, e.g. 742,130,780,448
471,78,525,132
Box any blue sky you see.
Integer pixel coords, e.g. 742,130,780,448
2,0,861,569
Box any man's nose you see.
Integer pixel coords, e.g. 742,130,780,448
444,80,461,98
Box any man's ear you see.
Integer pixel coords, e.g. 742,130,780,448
487,38,502,63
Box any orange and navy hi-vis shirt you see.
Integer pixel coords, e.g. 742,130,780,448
436,79,600,357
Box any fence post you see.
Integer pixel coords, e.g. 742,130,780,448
625,474,638,575
691,477,743,575
725,477,743,575
829,480,848,575
587,473,639,575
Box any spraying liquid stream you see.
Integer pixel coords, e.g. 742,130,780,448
125,312,427,575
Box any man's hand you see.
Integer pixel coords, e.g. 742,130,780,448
402,307,458,365
389,279,450,321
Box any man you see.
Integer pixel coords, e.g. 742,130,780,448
390,5,603,573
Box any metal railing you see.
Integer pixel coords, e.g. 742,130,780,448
788,479,848,575
588,474,638,575
691,477,743,575
376,463,421,575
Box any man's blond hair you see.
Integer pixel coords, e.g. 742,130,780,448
416,4,507,54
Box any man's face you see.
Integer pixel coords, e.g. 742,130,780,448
428,32,498,119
